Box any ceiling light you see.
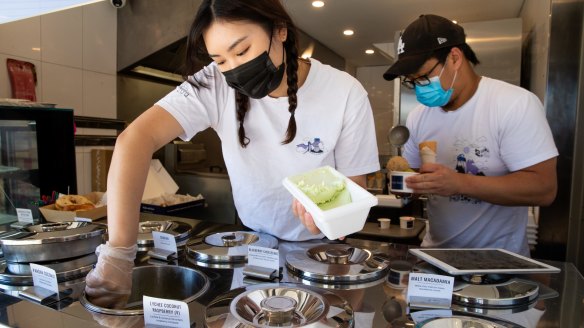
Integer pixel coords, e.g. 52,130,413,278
131,66,184,83
301,42,315,59
312,1,324,8
452,20,458,24
365,49,374,54
343,30,354,36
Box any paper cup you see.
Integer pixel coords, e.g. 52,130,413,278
400,216,415,229
387,260,413,288
378,218,391,229
389,171,419,193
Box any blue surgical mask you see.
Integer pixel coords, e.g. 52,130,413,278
415,64,457,107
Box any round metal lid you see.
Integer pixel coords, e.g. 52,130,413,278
6,253,97,276
0,222,106,245
453,278,539,308
186,231,278,263
287,272,386,291
0,255,95,286
136,220,193,246
415,315,521,328
205,283,353,327
285,244,389,284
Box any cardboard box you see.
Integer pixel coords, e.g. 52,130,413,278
39,192,107,222
140,197,205,217
139,159,205,217
142,159,179,200
91,149,114,192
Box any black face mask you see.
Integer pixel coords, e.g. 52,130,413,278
223,43,285,99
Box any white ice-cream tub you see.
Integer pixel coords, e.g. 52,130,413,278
283,166,378,240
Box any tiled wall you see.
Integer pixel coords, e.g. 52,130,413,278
356,66,395,157
0,1,118,194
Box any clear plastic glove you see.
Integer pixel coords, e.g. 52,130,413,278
84,242,137,309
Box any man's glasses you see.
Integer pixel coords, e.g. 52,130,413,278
401,61,441,89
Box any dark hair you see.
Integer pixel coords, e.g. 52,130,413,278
432,43,480,66
184,0,300,147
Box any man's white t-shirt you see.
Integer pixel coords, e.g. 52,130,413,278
156,58,380,241
403,77,558,256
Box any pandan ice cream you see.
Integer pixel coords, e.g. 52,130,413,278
295,167,352,210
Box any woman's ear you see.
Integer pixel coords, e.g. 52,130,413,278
276,26,288,42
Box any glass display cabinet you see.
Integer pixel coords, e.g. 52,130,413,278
0,106,77,224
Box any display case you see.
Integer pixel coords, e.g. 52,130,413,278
0,106,77,224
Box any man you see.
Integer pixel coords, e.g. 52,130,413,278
384,14,558,256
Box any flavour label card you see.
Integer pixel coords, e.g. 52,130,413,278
30,263,59,298
406,273,454,309
248,245,279,270
152,231,178,254
144,295,189,328
16,208,34,223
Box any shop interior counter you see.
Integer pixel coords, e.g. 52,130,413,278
0,230,581,327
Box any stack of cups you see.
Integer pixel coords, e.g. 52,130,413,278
378,218,391,229
400,216,415,229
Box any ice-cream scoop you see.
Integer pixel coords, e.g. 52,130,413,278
388,125,410,156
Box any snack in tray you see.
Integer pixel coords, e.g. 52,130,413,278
142,193,204,207
55,195,95,211
295,167,352,210
419,140,437,164
386,156,414,172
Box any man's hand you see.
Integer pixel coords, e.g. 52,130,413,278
405,163,463,196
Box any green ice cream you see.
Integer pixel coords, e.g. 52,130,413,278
295,167,352,210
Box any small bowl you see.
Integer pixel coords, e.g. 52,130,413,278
378,218,391,229
283,166,378,240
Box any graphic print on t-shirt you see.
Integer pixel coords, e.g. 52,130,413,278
296,137,324,154
450,136,490,204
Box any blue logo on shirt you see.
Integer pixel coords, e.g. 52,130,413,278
450,137,489,204
296,138,324,154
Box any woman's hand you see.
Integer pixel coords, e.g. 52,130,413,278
292,199,321,235
292,199,345,240
84,242,137,309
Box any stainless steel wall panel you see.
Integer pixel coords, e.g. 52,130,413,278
536,0,584,266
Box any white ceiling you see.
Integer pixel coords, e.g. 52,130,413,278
283,0,526,67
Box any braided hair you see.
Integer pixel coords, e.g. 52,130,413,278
184,0,301,148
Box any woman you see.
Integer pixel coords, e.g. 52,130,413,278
85,0,379,308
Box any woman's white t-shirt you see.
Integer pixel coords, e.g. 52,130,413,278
156,58,380,241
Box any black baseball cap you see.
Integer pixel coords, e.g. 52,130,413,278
383,14,466,81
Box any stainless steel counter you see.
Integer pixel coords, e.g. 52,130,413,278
0,237,582,327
